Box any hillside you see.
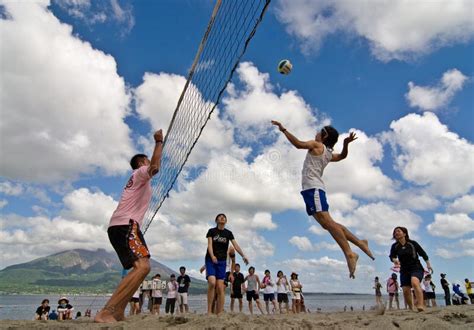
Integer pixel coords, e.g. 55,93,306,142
0,249,207,294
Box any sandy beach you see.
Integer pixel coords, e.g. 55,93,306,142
1,305,473,329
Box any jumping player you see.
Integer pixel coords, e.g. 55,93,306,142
95,130,163,323
271,121,374,278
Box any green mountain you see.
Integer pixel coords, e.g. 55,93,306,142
0,249,207,294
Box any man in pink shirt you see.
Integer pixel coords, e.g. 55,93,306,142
95,129,163,323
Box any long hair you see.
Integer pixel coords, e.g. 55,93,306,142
392,226,410,240
322,126,339,150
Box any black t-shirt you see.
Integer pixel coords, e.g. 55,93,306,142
389,239,428,273
232,272,245,292
177,275,191,293
205,227,234,261
441,278,450,292
36,306,50,316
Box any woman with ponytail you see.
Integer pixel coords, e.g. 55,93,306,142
271,121,374,278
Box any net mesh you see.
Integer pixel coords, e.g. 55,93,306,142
143,0,271,233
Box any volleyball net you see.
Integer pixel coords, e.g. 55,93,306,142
142,0,271,233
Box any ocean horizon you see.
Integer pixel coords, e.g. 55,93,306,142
0,293,446,321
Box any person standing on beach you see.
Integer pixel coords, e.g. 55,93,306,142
271,121,374,278
374,277,383,308
440,274,451,306
262,269,278,314
166,274,178,315
390,226,433,312
244,266,265,315
276,271,290,314
177,266,191,313
129,287,141,315
386,273,400,310
423,274,437,307
289,272,302,313
230,263,245,312
151,274,163,315
205,213,249,315
94,130,163,323
465,278,474,304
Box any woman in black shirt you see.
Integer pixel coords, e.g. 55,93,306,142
35,299,50,320
205,213,249,315
389,226,433,312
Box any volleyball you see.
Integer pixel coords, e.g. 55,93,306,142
278,59,292,74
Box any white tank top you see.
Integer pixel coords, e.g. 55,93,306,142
301,145,332,190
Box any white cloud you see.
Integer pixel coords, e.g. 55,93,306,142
436,238,474,259
0,199,8,209
383,112,474,197
275,0,474,61
325,130,395,199
53,0,134,34
289,236,313,251
0,182,23,196
395,190,440,211
447,195,474,214
289,235,339,252
427,213,474,238
0,1,134,183
343,202,423,245
60,188,117,227
281,257,375,292
0,214,110,269
406,69,468,111
309,225,325,236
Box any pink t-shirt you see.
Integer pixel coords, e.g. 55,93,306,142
109,165,152,228
387,278,398,293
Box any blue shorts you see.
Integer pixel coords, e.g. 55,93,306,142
400,269,424,287
205,257,227,280
301,188,329,215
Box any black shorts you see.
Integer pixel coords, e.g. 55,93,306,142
231,291,243,299
400,269,424,287
108,220,150,270
130,297,139,303
246,290,259,301
277,293,289,303
389,292,398,297
264,293,275,302
153,297,163,305
425,292,436,300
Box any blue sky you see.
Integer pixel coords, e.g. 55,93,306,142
0,0,473,293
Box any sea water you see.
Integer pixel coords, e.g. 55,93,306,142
0,293,446,320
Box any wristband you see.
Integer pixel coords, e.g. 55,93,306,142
282,129,287,133
156,140,163,143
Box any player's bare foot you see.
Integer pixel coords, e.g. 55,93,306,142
416,305,425,312
360,239,375,260
94,309,118,323
348,253,359,279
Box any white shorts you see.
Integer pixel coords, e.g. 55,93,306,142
178,292,188,305
291,292,301,300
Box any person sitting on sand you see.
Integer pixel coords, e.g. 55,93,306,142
386,273,400,310
57,297,74,320
205,213,249,315
244,266,265,315
276,271,290,314
35,299,50,320
390,226,433,312
271,121,374,278
290,272,302,313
